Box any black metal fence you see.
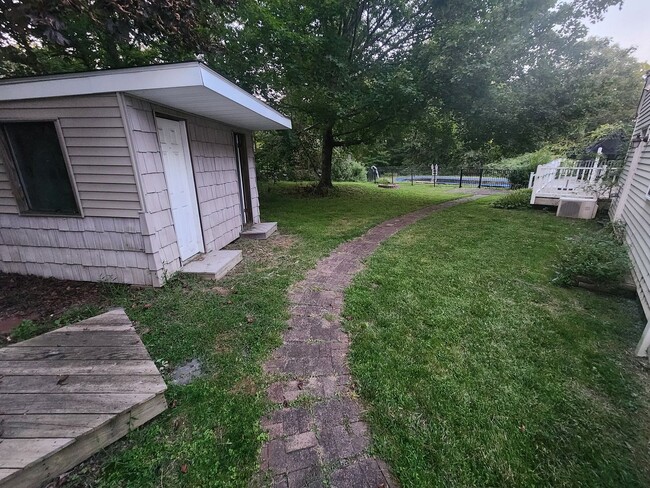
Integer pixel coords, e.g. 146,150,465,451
371,165,524,189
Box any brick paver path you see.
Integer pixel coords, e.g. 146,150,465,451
259,196,479,487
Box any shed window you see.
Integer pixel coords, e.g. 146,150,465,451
1,122,79,215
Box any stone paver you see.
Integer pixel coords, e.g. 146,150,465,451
259,196,479,487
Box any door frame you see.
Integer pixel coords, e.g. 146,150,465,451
234,132,254,227
155,114,205,262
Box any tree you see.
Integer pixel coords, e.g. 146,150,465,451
229,0,622,190
0,0,230,76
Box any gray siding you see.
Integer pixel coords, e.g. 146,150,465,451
0,94,142,218
0,94,152,285
123,95,260,285
612,78,650,318
0,214,152,285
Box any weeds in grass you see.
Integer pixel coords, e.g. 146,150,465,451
553,228,631,287
491,188,532,209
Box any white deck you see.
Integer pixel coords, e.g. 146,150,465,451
529,159,608,206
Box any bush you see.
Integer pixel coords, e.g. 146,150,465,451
553,228,630,287
490,149,558,189
332,154,367,182
491,189,532,209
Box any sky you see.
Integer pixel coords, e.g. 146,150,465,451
586,0,649,63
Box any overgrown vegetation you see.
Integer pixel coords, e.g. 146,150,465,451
491,188,532,209
8,305,102,342
344,199,649,487
553,223,631,288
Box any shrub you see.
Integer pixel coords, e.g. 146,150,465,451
491,149,558,189
332,154,367,182
508,167,534,189
491,189,532,209
553,229,630,287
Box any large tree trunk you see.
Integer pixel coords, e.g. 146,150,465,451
317,125,335,190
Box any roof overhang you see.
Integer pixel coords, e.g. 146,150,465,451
0,62,292,131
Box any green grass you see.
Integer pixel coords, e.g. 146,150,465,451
67,182,463,487
344,199,650,487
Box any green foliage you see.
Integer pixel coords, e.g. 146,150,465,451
0,0,227,76
255,130,319,182
553,228,631,287
491,149,557,189
491,188,532,209
332,154,367,182
493,149,557,170
8,304,101,342
344,200,648,486
9,320,42,342
460,142,504,169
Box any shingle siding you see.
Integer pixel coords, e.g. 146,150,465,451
0,214,153,285
0,93,152,285
123,95,259,285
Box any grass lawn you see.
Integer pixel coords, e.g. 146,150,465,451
344,198,650,487
59,182,464,487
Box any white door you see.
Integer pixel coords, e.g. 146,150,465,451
156,117,204,261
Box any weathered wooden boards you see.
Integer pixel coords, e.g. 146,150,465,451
0,308,167,488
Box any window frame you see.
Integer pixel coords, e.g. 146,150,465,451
0,119,83,217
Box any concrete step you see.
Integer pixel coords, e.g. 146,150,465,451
181,250,242,280
240,222,278,240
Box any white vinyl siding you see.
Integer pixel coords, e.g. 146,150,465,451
0,94,141,218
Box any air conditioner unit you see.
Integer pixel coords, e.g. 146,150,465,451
556,197,598,219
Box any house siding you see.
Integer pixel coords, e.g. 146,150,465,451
122,95,259,285
611,78,650,319
0,94,142,218
0,94,153,285
0,214,152,285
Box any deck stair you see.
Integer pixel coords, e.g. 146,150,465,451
0,309,166,488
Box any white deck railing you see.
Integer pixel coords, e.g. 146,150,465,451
529,158,608,203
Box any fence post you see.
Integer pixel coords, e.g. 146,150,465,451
459,168,463,188
478,168,483,189
411,166,414,186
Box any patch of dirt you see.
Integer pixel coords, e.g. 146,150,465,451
0,272,107,334
227,232,299,270
214,330,237,354
230,376,257,395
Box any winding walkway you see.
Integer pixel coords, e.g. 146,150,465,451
260,196,480,487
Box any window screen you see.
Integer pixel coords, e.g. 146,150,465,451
2,122,79,215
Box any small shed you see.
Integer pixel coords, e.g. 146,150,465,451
0,62,291,286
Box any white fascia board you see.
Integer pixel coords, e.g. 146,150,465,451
198,64,291,129
0,63,203,101
0,62,292,130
